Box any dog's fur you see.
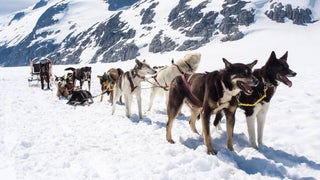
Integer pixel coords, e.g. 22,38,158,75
54,75,68,99
214,51,297,148
65,66,92,91
147,53,201,111
67,89,93,106
112,59,157,119
97,68,124,104
166,58,258,154
39,60,52,90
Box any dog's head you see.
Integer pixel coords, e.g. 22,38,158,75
135,59,157,76
223,58,258,95
97,72,113,94
54,75,66,87
81,66,92,81
265,51,297,87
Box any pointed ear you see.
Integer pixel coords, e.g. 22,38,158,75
135,58,143,67
143,59,146,63
62,75,65,79
269,51,276,60
280,51,288,61
222,58,232,69
247,60,258,69
54,75,57,78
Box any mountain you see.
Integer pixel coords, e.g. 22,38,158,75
0,0,318,67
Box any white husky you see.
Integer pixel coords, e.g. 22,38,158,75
147,53,201,111
112,59,157,119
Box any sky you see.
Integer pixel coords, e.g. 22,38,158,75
0,0,38,16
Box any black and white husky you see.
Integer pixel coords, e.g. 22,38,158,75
214,51,297,148
112,59,157,119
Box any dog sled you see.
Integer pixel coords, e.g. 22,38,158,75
28,57,53,87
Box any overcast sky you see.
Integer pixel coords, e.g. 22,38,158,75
0,0,39,16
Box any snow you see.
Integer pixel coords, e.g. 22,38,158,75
1,0,320,179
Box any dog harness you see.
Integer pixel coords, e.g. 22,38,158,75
237,87,267,107
181,74,202,106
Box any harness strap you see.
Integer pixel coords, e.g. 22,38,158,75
146,75,169,91
173,64,185,74
237,86,267,107
181,74,202,106
185,62,193,72
126,72,137,92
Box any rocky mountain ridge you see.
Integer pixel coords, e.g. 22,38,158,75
0,0,317,66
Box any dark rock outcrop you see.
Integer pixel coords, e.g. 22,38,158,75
265,2,314,25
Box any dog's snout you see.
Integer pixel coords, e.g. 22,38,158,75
290,70,297,77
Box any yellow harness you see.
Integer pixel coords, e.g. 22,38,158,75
237,86,268,107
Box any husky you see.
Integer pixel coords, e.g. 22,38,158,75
65,66,92,91
54,75,68,99
97,68,124,103
112,59,157,119
147,53,201,111
214,51,297,148
166,58,258,155
39,60,52,90
67,89,93,106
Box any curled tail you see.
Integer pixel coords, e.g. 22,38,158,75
65,67,75,71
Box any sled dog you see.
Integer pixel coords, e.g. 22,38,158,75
67,89,93,106
54,75,69,99
166,58,258,154
214,51,297,148
97,68,124,104
112,59,157,119
65,66,92,91
147,53,201,111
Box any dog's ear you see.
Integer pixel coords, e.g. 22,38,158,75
135,59,143,67
143,59,146,63
269,51,277,61
222,58,232,69
279,51,288,62
171,59,174,64
54,75,58,78
247,60,258,69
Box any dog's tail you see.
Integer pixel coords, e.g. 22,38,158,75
65,67,75,71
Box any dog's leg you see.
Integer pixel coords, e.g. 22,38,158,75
100,93,104,102
166,86,184,144
213,112,223,130
136,90,142,119
112,88,121,115
224,106,237,151
80,80,83,89
245,105,261,148
147,86,160,111
246,113,258,148
109,90,113,104
124,94,132,118
201,106,216,155
189,108,200,134
246,115,257,148
257,103,269,146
